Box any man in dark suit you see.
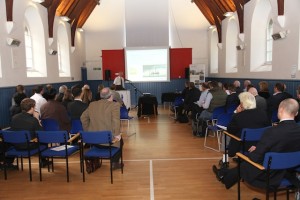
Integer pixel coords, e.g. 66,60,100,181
267,82,289,118
225,83,239,110
213,98,300,189
226,92,270,157
67,85,88,120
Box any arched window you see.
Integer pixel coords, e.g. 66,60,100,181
266,19,273,64
250,0,272,72
225,19,238,73
210,29,218,73
57,24,71,77
24,26,33,70
24,6,47,77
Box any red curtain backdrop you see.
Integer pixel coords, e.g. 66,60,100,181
102,48,192,80
102,49,125,80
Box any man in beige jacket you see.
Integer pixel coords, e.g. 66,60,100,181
81,87,123,169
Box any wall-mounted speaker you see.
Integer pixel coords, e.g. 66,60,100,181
105,69,111,81
185,68,190,79
7,38,21,46
272,31,287,40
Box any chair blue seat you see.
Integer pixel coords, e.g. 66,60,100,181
1,130,46,181
36,130,80,182
80,131,123,184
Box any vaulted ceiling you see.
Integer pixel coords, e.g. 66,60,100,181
5,0,285,45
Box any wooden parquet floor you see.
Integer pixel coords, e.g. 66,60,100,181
0,107,294,199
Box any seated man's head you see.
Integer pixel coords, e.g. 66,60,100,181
100,87,113,101
278,98,299,120
21,98,36,114
238,92,256,110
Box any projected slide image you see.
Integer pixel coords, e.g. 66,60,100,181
143,65,166,77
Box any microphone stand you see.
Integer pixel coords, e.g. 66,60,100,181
125,80,143,108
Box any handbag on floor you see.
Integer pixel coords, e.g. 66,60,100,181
85,158,102,174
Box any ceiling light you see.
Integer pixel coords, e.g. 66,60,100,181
77,28,84,32
60,16,70,22
32,0,44,3
224,12,233,17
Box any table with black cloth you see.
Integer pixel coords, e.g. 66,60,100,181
161,92,182,104
137,95,158,117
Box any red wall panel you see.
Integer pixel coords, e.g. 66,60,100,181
102,49,125,80
170,48,192,79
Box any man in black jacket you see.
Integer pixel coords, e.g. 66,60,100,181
213,98,300,189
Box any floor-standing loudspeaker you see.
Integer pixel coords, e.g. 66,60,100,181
185,68,190,79
105,70,111,81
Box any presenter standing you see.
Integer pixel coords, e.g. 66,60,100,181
113,72,125,90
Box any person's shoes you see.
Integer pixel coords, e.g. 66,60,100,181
112,162,124,170
212,165,224,181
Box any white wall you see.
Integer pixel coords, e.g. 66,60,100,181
0,1,85,87
209,0,300,80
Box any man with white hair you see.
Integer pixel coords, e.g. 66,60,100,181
113,72,125,90
243,80,251,91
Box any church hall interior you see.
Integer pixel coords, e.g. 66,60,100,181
0,0,300,199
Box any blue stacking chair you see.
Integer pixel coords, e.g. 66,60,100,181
1,130,47,181
36,130,80,182
120,106,136,137
237,151,300,200
70,119,83,137
80,131,123,184
204,112,232,152
41,118,60,131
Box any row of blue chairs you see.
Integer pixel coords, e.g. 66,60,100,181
0,130,123,183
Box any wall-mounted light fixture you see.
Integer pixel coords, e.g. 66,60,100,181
60,16,70,22
77,28,84,32
223,12,234,17
208,25,216,30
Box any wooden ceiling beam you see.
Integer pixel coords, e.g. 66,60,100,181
233,0,244,34
277,0,284,15
5,0,13,21
194,0,214,25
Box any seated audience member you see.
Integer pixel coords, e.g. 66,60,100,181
110,84,125,106
67,85,88,120
197,81,227,136
267,82,289,119
95,84,104,101
282,83,293,99
10,98,50,167
225,83,240,110
248,87,267,112
61,88,73,108
10,91,27,118
191,82,211,121
258,81,270,99
30,85,47,115
183,82,201,115
243,80,251,92
11,84,27,106
81,87,93,105
181,81,190,99
222,83,230,95
226,92,271,157
43,84,56,101
81,87,123,169
56,85,68,102
213,98,300,189
233,80,243,94
40,90,71,132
